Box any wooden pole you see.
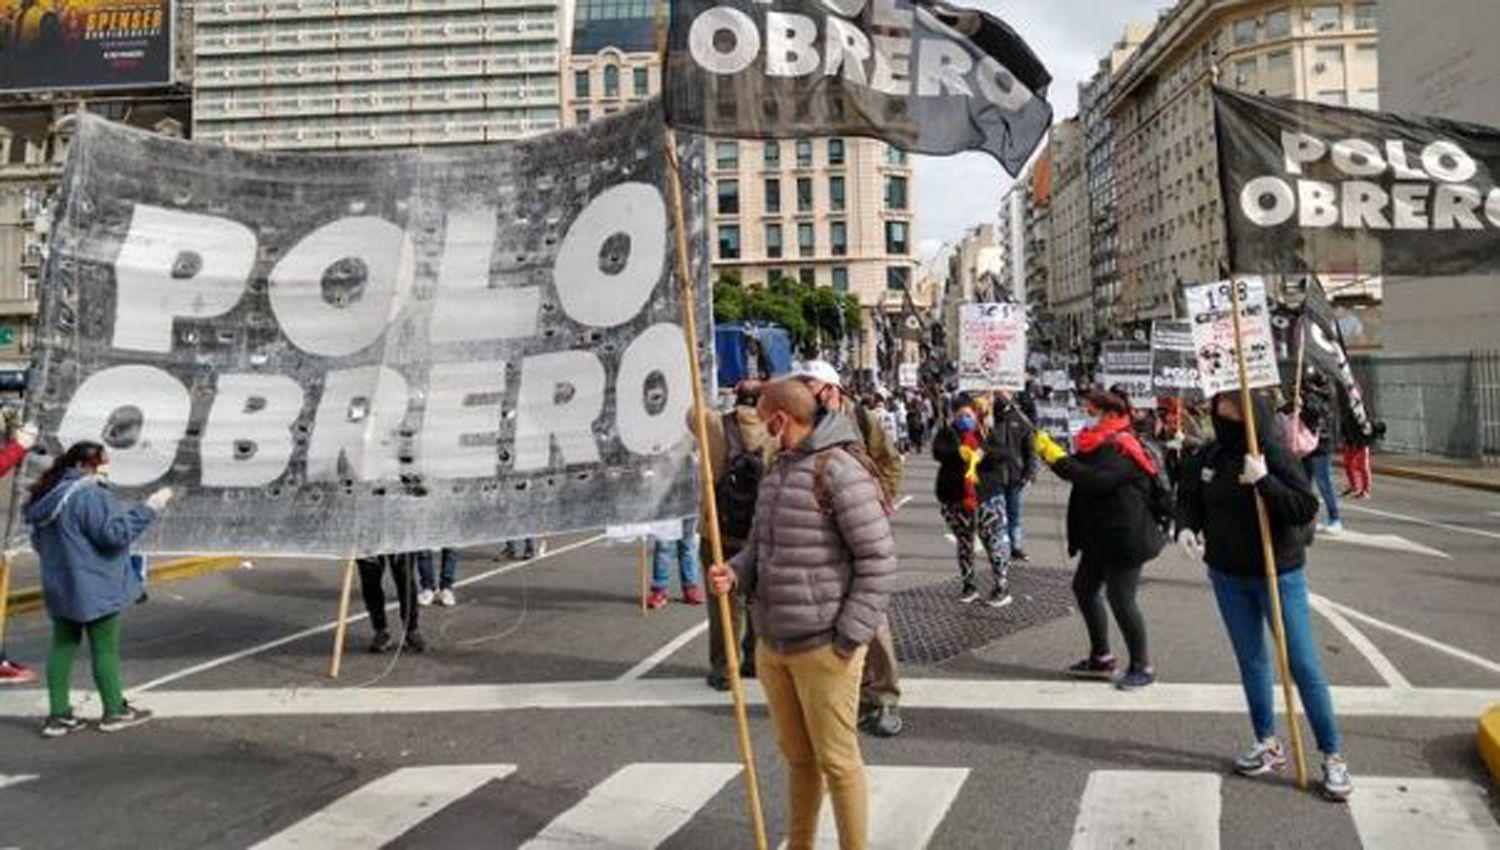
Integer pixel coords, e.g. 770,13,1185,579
639,538,649,616
0,553,11,654
1292,317,1308,409
1227,278,1310,791
663,128,770,850
327,557,357,679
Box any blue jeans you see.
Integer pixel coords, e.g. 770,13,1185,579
416,548,458,591
1302,454,1341,523
651,519,702,591
1208,567,1342,754
999,482,1027,553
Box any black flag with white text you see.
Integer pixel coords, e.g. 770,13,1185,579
664,0,1053,175
1215,86,1500,276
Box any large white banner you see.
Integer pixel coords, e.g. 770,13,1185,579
16,101,711,557
957,303,1027,392
1184,278,1280,398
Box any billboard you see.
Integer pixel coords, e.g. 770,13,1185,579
0,0,173,93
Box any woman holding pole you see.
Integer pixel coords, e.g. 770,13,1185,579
1175,391,1353,800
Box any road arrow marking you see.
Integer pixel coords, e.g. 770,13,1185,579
1318,527,1450,559
0,774,37,791
1309,595,1412,689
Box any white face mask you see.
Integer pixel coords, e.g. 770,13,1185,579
94,464,111,480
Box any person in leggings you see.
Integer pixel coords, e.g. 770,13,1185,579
1034,389,1165,691
1175,391,1353,800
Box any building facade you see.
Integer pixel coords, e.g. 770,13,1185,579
939,223,1001,358
1102,0,1381,329
1023,149,1052,312
997,182,1026,308
193,0,565,150
1047,118,1092,350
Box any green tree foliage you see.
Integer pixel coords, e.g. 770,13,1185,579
711,273,862,353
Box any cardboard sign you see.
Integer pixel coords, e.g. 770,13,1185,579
1184,278,1281,398
958,303,1027,392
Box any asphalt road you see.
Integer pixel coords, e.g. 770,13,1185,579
0,456,1497,849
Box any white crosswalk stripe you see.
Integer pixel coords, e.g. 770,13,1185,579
249,763,516,849
1348,777,1500,850
0,773,38,791
1070,770,1221,850
783,765,971,850
521,762,741,850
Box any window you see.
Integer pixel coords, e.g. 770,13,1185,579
885,175,908,210
799,267,815,286
766,267,783,283
1233,57,1259,92
574,108,590,125
796,139,812,167
1266,50,1293,97
718,225,740,259
1352,44,1379,84
716,141,738,169
633,67,648,95
830,221,847,256
574,70,589,98
603,65,619,97
764,177,781,213
885,145,906,165
829,175,845,212
1232,18,1256,46
886,266,910,291
798,222,815,257
765,223,783,259
717,179,739,215
885,221,909,254
1354,2,1377,30
1316,89,1347,106
1314,45,1347,90
797,177,813,212
764,141,780,166
831,266,849,293
1265,8,1290,39
1308,4,1342,33
827,138,845,164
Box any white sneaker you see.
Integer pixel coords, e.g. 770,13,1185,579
417,589,435,607
1320,520,1346,535
438,588,457,607
1321,754,1353,801
1233,737,1287,776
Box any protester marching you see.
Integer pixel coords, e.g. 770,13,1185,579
0,2,1497,849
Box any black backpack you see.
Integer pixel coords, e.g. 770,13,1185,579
716,412,765,542
1111,432,1176,533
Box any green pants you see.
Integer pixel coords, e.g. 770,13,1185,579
47,614,124,718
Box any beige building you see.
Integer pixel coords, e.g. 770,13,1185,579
938,223,1001,358
1047,118,1092,349
1103,0,1381,327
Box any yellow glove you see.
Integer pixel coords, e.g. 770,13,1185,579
1033,430,1067,466
958,444,984,482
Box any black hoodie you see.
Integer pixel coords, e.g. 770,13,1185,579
1175,395,1319,577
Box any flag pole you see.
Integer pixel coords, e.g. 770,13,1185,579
327,557,357,679
639,538,649,616
0,552,11,657
662,128,770,850
1228,278,1309,790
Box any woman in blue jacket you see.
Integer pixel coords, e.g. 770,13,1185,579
26,441,172,738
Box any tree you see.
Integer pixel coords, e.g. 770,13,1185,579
713,273,863,355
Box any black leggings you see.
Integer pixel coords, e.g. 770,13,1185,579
1072,553,1149,671
358,553,419,635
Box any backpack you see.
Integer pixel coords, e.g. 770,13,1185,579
1109,432,1175,534
812,444,895,518
716,412,764,542
851,404,901,503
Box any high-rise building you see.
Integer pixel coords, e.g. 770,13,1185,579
1102,0,1381,328
997,182,1026,308
562,0,917,377
193,0,565,150
939,223,1001,359
1023,149,1052,312
1047,118,1091,350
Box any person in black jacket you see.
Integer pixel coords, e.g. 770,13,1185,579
932,395,1016,607
991,391,1038,561
1299,372,1343,533
1033,390,1164,691
1175,390,1353,801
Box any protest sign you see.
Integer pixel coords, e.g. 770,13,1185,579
1098,341,1154,408
17,100,711,558
957,303,1026,392
664,0,1052,175
1035,403,1071,442
1184,278,1280,397
1041,369,1072,392
1149,319,1202,400
898,362,919,389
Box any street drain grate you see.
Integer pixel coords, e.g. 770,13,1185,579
888,567,1076,665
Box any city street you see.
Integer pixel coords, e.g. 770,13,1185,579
1,456,1496,849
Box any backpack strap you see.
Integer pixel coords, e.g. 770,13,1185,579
722,411,745,464
813,445,895,518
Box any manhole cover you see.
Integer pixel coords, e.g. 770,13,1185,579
888,567,1076,665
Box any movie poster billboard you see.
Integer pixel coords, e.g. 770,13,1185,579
0,0,173,93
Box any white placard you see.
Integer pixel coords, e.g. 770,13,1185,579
1184,278,1281,397
958,303,1027,392
898,362,919,389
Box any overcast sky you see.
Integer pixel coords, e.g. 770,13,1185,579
914,0,1172,264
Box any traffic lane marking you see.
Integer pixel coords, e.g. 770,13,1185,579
1343,504,1500,542
1313,595,1500,679
1070,771,1221,850
1317,526,1450,559
1348,777,1500,850
1309,595,1413,689
793,765,970,850
521,763,740,850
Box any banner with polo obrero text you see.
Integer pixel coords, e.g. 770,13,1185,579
14,100,711,558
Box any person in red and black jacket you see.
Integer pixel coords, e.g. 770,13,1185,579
0,419,39,685
1034,390,1164,691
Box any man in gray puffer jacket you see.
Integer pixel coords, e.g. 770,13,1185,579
709,377,897,850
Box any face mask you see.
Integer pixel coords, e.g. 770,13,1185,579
955,414,976,432
94,464,111,480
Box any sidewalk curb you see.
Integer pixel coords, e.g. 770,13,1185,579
1336,456,1500,494
1483,706,1500,789
4,555,242,617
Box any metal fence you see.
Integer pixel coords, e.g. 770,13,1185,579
1349,350,1500,464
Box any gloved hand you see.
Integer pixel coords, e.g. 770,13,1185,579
1175,527,1204,559
145,487,175,513
1165,434,1185,452
14,422,37,450
1239,454,1268,486
1033,430,1067,466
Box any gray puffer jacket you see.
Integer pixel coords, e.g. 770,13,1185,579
730,412,898,655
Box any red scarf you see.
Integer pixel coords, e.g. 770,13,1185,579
1074,415,1158,477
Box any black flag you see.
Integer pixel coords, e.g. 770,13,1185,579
1215,86,1500,276
1298,277,1376,440
664,0,1053,176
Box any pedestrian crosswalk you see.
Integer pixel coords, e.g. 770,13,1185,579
243,762,1500,849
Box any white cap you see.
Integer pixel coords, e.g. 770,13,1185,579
793,359,842,387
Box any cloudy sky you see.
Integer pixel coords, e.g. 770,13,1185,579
914,0,1171,265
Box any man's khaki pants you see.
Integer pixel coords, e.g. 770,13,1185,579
756,640,869,850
